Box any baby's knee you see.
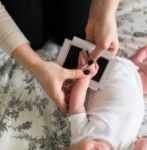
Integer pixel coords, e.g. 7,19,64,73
135,138,147,150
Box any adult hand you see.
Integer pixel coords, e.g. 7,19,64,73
31,61,89,113
78,50,99,78
86,16,119,63
12,43,89,113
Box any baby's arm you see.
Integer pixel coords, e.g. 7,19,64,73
69,76,90,115
69,50,98,115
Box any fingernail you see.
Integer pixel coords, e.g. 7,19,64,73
88,60,94,65
83,70,90,75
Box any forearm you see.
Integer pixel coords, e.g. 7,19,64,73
0,3,29,56
69,79,90,115
89,0,119,19
0,3,47,83
12,43,44,74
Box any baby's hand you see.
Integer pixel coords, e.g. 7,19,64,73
78,50,99,79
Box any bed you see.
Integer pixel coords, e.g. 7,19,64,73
0,0,147,150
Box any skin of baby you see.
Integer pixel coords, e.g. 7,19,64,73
138,71,147,95
66,46,147,150
65,140,111,150
129,45,147,95
134,138,147,150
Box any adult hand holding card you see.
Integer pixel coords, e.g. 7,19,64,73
56,37,116,91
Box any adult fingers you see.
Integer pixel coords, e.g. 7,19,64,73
78,51,86,67
81,50,89,64
88,45,104,62
95,62,99,71
65,68,90,80
108,40,119,57
88,40,119,62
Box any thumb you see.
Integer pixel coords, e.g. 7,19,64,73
88,46,104,62
65,68,90,80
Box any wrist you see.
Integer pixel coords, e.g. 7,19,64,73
12,43,44,73
69,105,86,115
89,0,119,19
89,10,116,23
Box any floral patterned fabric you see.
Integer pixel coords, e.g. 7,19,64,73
0,42,71,150
116,0,147,58
0,0,147,150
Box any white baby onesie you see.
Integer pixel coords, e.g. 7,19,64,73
69,57,144,150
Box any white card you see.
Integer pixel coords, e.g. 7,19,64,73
56,38,116,91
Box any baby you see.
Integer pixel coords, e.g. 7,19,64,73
65,46,147,150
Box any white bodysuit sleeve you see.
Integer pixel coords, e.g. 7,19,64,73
68,113,89,146
0,2,30,56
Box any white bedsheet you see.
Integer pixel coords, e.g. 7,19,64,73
0,0,147,150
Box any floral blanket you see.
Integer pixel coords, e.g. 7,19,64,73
0,41,147,150
0,42,71,150
0,0,147,150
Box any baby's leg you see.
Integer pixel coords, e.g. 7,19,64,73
128,46,147,71
134,138,147,150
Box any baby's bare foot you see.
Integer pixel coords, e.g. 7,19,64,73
128,46,147,71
